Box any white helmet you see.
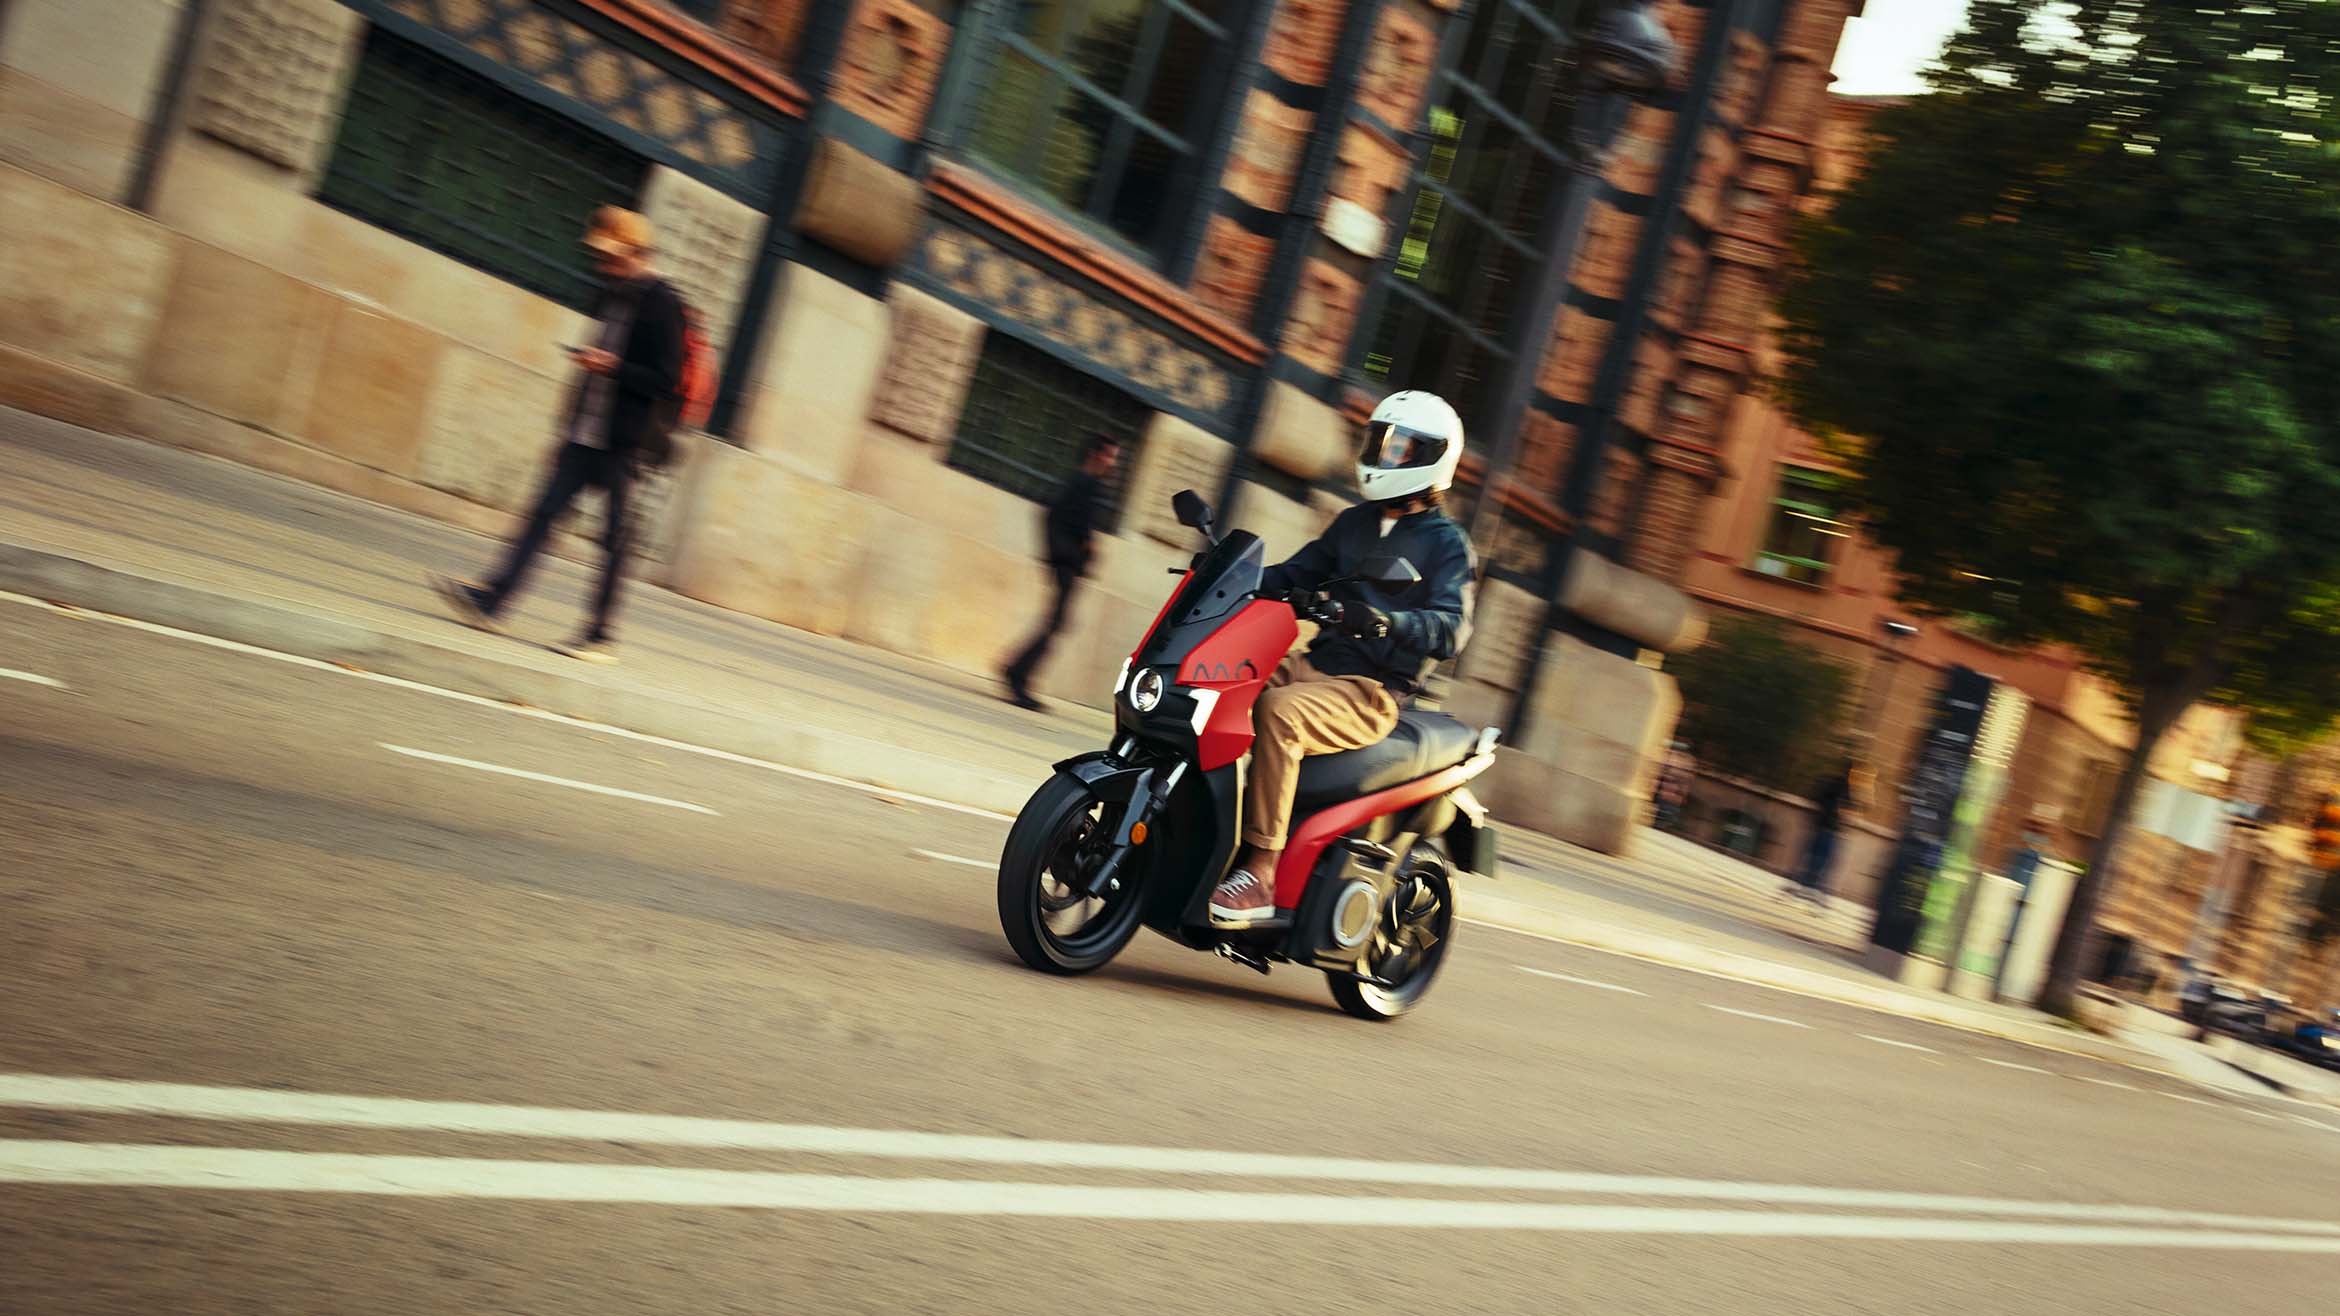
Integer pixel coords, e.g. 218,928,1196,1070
1357,390,1465,504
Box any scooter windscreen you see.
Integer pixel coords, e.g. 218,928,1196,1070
1135,531,1266,668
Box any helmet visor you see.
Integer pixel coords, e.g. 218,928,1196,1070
1362,422,1449,471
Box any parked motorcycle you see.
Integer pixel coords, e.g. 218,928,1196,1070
995,490,1500,1020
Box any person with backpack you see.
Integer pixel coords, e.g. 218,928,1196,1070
435,206,706,665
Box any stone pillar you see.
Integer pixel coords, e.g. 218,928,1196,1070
186,0,366,189
868,284,986,447
1483,634,1684,853
640,166,765,364
732,263,892,483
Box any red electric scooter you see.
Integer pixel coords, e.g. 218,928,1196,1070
995,490,1501,1020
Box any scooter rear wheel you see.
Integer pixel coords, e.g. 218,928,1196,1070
997,774,1148,975
1327,844,1454,1021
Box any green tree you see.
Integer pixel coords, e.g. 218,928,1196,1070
1778,0,2340,1016
1671,616,1855,795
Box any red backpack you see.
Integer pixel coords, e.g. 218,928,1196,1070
677,307,717,430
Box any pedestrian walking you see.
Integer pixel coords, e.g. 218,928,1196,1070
434,206,688,664
1787,758,1868,906
1002,433,1122,711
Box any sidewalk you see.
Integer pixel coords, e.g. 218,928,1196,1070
0,408,2154,1073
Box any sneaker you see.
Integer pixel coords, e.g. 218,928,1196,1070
557,638,619,665
432,575,499,632
1001,674,1045,712
1208,870,1277,926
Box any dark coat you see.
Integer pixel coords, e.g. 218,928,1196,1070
570,275,686,462
1261,503,1476,695
1042,470,1107,576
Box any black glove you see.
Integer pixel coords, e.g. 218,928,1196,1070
1330,600,1391,640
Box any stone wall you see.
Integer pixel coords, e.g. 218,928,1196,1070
0,0,190,201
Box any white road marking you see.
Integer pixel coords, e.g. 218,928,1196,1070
5,1073,2337,1235
1977,1058,2052,1076
2289,1113,2340,1133
2242,1109,2280,1121
4,1141,2340,1250
1704,1004,1811,1029
1860,1034,1939,1054
2074,1075,2139,1093
1517,966,1646,996
912,849,995,870
0,667,66,689
0,591,1015,823
2163,1092,2214,1108
379,744,718,815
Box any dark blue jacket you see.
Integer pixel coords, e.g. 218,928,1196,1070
1261,503,1475,695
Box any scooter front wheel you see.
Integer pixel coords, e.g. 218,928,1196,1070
997,774,1148,975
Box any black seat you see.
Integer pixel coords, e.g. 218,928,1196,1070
1293,710,1482,809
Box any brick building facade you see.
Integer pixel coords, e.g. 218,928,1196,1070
0,0,1869,851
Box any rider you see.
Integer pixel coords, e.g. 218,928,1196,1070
1208,391,1476,927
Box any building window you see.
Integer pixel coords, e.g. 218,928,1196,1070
317,30,651,311
950,334,1147,522
958,0,1243,253
1361,0,1595,430
1754,467,1846,585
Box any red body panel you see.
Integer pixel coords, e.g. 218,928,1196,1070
1131,572,1192,655
1272,757,1491,910
1173,599,1298,770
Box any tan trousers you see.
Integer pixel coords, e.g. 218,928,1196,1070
1243,655,1401,851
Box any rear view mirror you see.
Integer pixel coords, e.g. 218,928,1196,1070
1172,489,1213,530
1360,554,1421,589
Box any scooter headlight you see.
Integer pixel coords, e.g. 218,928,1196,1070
1129,667,1166,714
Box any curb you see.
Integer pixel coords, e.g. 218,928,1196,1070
1464,888,2149,1069
0,542,1037,817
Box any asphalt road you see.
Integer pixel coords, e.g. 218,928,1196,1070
2,592,2336,1315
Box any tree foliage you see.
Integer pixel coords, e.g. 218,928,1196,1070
1671,616,1855,795
1777,0,2340,1012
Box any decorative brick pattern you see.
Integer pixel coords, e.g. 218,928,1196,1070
831,0,947,139
1650,239,1703,332
1194,216,1273,324
1331,124,1411,222
720,0,812,69
640,166,764,360
1573,200,1640,303
1591,445,1642,541
193,0,363,174
1629,463,1708,582
1512,410,1574,495
1225,90,1311,212
915,224,1239,422
871,284,986,444
1540,305,1608,401
1282,258,1364,377
1715,31,1771,126
1262,0,1347,87
1357,5,1435,132
388,0,777,182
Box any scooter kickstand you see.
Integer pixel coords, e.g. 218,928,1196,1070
1213,943,1272,975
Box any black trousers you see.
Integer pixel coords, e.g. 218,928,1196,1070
1005,564,1081,689
484,442,634,642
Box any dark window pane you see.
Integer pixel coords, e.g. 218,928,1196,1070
951,334,1151,524
1067,0,1151,97
317,30,647,311
967,50,1061,178
1417,206,1490,307
1172,0,1233,30
1040,89,1115,209
1469,238,1532,340
1010,0,1080,52
1140,15,1211,140
1453,110,1523,216
1496,29,1555,121
1499,147,1555,241
1107,130,1178,245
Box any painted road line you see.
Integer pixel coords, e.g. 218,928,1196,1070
0,667,66,689
1977,1058,2052,1076
912,850,995,870
1517,966,1647,996
5,1141,2340,1251
1860,1035,1940,1054
0,592,1015,823
380,744,718,816
7,1074,2340,1235
1704,1005,1811,1029
2163,1092,2214,1108
2074,1075,2139,1093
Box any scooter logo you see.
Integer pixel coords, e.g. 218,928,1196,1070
1187,659,1260,683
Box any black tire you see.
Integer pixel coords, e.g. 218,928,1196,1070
997,774,1148,975
1328,843,1455,1021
